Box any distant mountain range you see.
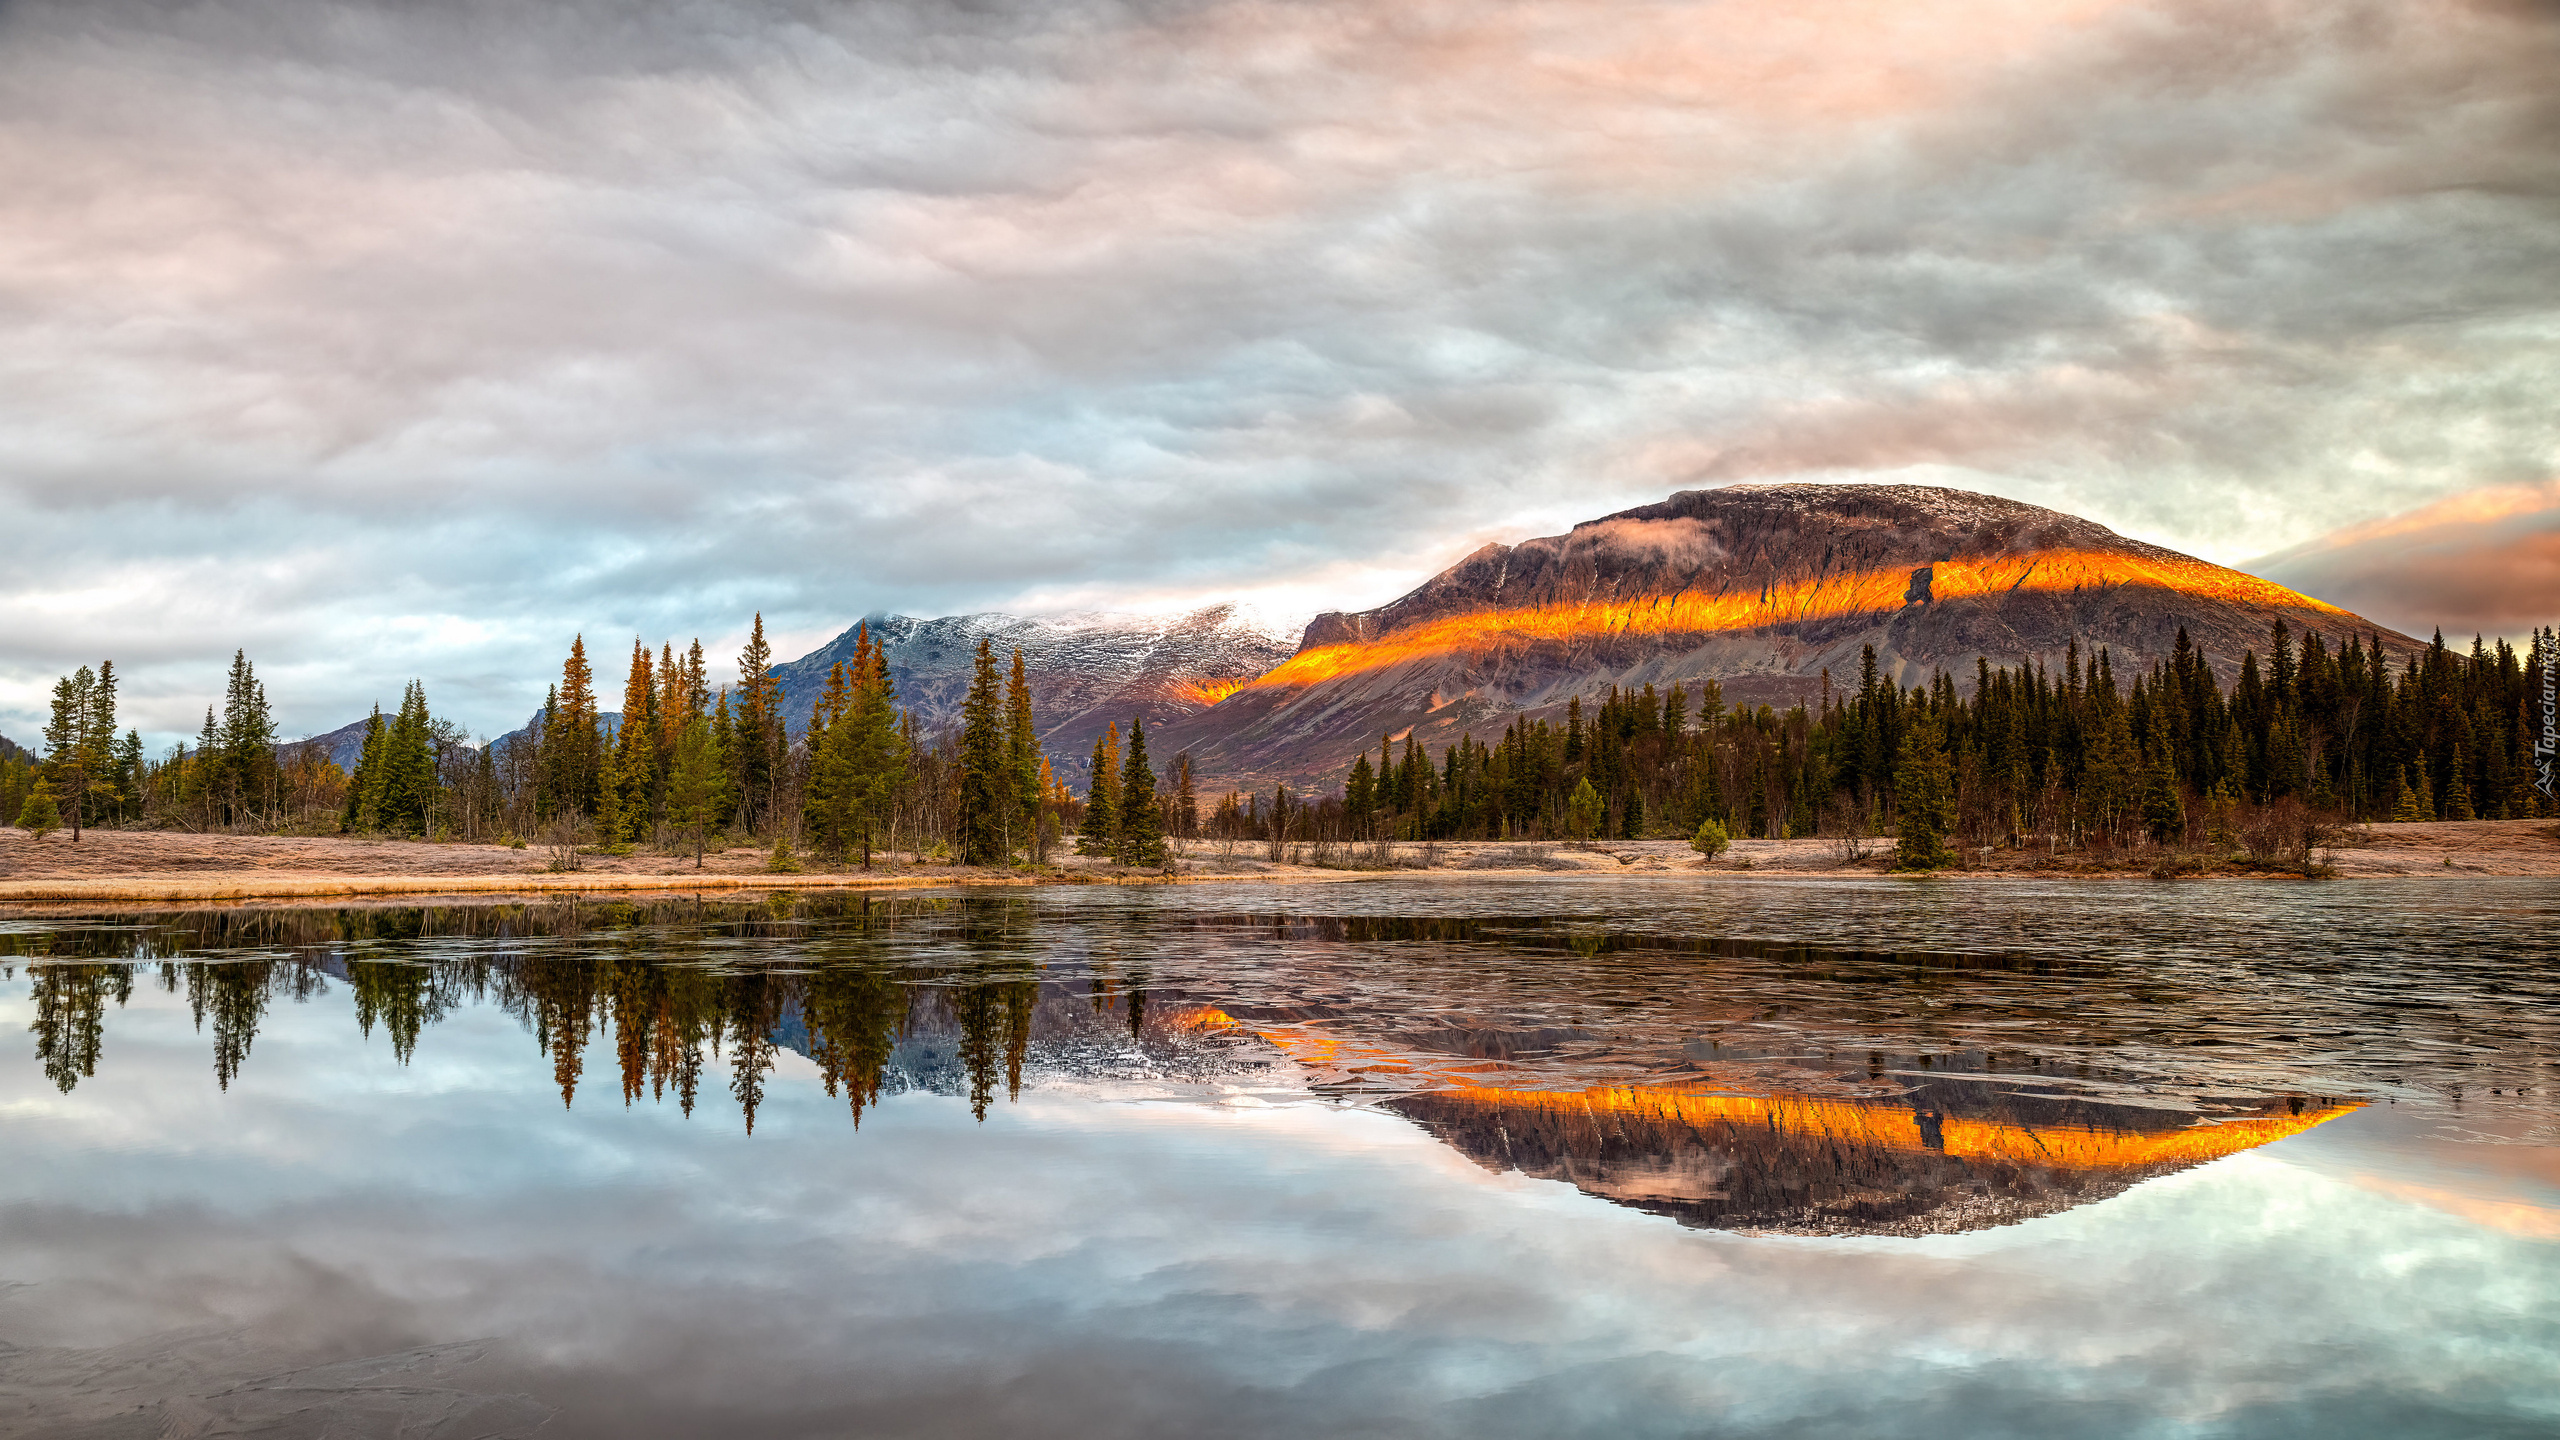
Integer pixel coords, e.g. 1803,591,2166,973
771,605,1296,783
290,483,2420,797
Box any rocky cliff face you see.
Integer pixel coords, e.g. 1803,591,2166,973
773,604,1297,783
1156,483,2421,790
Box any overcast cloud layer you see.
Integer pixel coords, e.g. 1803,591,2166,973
2,0,2556,743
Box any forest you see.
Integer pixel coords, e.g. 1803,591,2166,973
10,616,2555,872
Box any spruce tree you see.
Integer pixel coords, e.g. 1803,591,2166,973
1005,648,1039,849
666,714,726,868
844,624,906,868
803,660,856,863
954,639,1010,866
549,636,604,819
1172,753,1198,840
344,705,386,830
1892,723,1957,871
1115,716,1164,868
1077,725,1119,856
735,615,782,831
17,780,60,839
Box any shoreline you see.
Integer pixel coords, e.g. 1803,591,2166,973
1,820,2553,906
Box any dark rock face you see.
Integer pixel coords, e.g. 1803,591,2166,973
1158,483,2421,790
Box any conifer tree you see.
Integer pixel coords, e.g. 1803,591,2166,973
843,624,906,868
17,777,60,838
1892,723,1957,870
735,615,783,831
2444,744,2477,821
1115,716,1164,867
803,660,858,863
42,664,119,841
666,713,727,868
547,636,604,818
1006,648,1040,848
955,639,1010,866
215,652,276,827
1077,725,1119,856
606,639,661,844
1565,776,1604,839
1172,753,1198,840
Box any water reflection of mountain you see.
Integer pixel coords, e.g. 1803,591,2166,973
1387,1082,2358,1236
4,898,2363,1234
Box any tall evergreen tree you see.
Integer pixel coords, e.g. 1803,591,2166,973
546,636,605,819
844,624,906,868
1115,717,1165,867
955,639,1010,865
1077,724,1119,856
666,713,728,868
1892,722,1957,870
1005,648,1040,849
734,614,783,831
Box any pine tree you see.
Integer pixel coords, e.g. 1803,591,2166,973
666,714,727,868
216,651,276,827
955,639,1010,866
1077,725,1119,856
1172,753,1198,841
735,615,782,831
41,665,113,841
1115,717,1164,867
605,639,661,845
1565,776,1604,839
2444,744,2477,821
548,636,605,818
844,624,906,868
803,660,857,863
1005,648,1040,851
1892,723,1957,871
17,779,60,839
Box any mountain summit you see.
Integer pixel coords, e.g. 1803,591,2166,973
1156,483,2421,788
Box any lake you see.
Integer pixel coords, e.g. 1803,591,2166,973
3,878,2555,1438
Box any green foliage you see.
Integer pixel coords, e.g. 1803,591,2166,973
1891,723,1957,871
667,715,729,867
766,833,803,873
1115,717,1165,868
1564,777,1604,839
1689,817,1729,859
955,639,1012,866
17,781,61,838
1077,725,1119,857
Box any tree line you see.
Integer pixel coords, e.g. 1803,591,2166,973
1268,623,2555,867
17,617,2551,868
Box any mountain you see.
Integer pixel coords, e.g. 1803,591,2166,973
285,716,376,771
1155,483,2424,790
771,604,1297,783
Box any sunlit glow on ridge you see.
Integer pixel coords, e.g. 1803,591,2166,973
1246,547,2345,689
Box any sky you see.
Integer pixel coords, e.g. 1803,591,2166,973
1,0,2555,747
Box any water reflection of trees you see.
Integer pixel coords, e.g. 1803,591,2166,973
7,896,1087,1132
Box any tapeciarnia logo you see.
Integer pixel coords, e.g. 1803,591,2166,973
2538,627,2558,800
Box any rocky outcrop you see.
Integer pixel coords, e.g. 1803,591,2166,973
1156,483,2422,790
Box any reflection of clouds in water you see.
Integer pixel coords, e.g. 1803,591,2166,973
0,980,2554,1437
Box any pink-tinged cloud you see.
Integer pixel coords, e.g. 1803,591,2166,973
2250,481,2560,645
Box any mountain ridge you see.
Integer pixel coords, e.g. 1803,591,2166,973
1152,483,2422,790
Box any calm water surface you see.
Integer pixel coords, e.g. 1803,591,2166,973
2,878,2555,1438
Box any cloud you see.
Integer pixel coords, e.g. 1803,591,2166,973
0,0,2555,742
2250,479,2560,643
